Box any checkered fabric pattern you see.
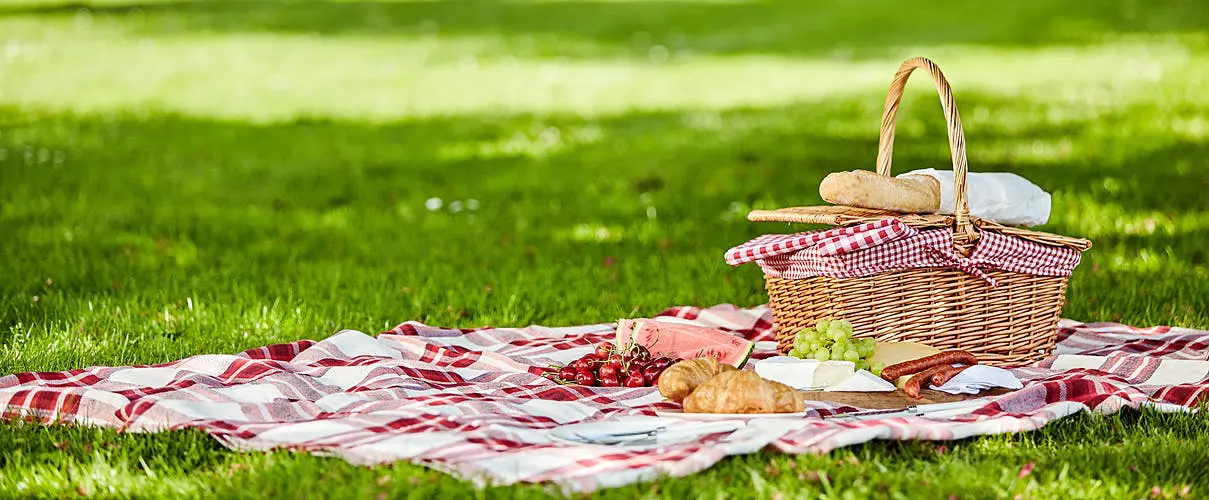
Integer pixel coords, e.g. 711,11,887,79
2,305,1204,492
725,219,914,265
728,219,1082,286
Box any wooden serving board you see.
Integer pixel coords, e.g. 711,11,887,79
798,388,1012,410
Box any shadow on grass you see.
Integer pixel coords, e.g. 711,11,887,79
3,0,1208,58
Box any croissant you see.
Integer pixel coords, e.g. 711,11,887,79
657,358,736,402
682,370,805,414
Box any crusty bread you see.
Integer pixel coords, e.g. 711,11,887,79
819,170,941,213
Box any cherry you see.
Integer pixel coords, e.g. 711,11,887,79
642,364,664,385
629,344,651,362
598,362,620,381
598,374,621,387
624,372,646,388
594,342,615,358
650,357,675,371
574,370,596,386
572,354,600,372
557,366,577,383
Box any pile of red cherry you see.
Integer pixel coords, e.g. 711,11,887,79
541,342,677,387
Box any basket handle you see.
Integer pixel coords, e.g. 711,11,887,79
874,57,978,252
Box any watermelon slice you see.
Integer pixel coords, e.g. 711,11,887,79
615,319,755,368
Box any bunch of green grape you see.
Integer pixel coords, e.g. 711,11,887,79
788,319,885,376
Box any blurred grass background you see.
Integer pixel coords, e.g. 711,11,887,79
2,0,1208,498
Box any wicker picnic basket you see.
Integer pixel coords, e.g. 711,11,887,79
749,57,1092,367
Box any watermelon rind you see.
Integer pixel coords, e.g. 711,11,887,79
731,341,755,369
613,319,636,348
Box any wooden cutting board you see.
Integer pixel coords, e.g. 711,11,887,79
798,388,1012,409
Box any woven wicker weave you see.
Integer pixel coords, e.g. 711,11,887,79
755,57,1091,367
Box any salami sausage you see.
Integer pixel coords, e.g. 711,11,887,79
930,364,972,387
903,364,952,399
879,350,978,381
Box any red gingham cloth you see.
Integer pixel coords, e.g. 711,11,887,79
2,305,1204,492
727,219,1081,286
725,219,915,264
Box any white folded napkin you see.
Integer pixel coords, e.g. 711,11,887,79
754,357,854,389
899,168,1051,226
824,369,895,392
931,365,1023,395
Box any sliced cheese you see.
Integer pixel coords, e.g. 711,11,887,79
869,341,942,389
869,341,941,367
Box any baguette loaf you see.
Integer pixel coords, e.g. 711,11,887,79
819,170,941,214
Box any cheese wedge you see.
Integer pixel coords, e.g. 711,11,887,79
869,341,942,388
869,341,941,367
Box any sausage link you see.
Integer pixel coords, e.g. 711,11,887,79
930,364,972,387
880,350,978,381
903,364,952,399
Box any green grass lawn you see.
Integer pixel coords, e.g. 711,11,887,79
2,0,1209,497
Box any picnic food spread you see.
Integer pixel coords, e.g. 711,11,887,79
542,310,1010,411
630,309,1010,413
532,302,1022,411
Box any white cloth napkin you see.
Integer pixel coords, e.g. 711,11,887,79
824,369,895,392
899,168,1051,226
754,357,854,389
931,365,1023,395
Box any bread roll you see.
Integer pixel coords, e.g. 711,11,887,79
819,170,941,213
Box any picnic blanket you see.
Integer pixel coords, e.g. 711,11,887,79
2,304,1206,492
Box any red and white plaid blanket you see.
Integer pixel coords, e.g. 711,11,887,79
2,305,1205,491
